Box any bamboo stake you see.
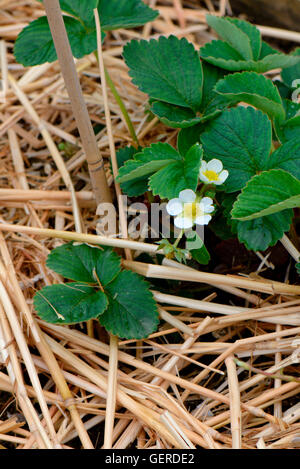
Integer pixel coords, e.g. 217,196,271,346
43,0,112,206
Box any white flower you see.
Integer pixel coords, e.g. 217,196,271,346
166,189,214,229
199,159,229,185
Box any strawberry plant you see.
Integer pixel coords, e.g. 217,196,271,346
14,4,300,338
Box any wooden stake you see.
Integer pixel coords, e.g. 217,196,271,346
43,0,112,206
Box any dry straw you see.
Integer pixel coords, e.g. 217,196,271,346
0,0,299,450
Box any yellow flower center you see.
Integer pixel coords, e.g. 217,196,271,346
203,169,219,182
182,202,203,220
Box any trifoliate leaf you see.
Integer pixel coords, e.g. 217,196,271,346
236,210,293,251
201,107,272,192
232,169,300,220
34,283,108,325
46,243,121,286
99,270,159,339
123,36,203,111
215,72,285,122
149,143,203,199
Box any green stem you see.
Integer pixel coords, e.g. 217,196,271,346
94,51,139,147
173,229,184,249
234,358,300,384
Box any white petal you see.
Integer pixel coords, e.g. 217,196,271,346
195,214,212,225
166,198,183,216
200,160,207,172
202,204,214,214
201,197,214,208
174,216,194,229
215,169,229,184
199,173,210,184
207,159,223,173
178,189,196,203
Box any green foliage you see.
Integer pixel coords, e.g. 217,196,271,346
117,142,203,199
231,169,300,220
14,0,158,66
156,239,189,263
236,211,293,251
281,47,300,88
123,36,203,111
201,15,300,73
123,35,228,128
116,146,148,197
201,107,272,192
99,270,158,339
34,243,159,339
215,72,285,123
98,0,158,30
34,283,108,325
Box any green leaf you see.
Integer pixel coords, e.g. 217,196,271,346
123,36,203,111
201,107,272,192
227,17,261,61
98,0,158,30
46,243,121,286
116,143,180,183
200,62,227,112
14,16,98,66
200,40,247,71
117,146,148,197
186,231,211,264
200,18,300,74
149,143,203,199
258,54,300,73
34,283,108,325
259,41,278,59
281,47,300,88
236,210,293,251
150,101,202,128
177,124,203,156
99,270,159,339
296,262,300,275
59,0,99,23
274,100,300,142
268,138,300,179
232,169,300,220
206,15,253,60
215,72,285,122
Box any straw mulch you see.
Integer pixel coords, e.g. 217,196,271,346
0,0,299,450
